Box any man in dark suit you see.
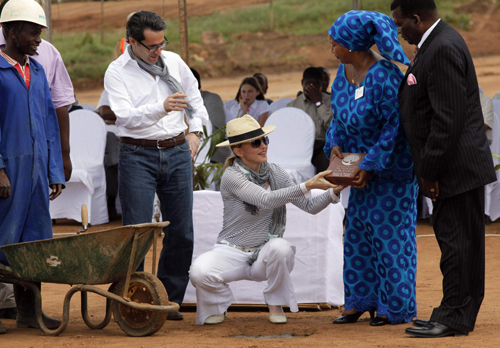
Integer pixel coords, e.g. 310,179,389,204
391,0,496,338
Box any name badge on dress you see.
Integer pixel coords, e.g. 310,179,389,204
355,86,364,100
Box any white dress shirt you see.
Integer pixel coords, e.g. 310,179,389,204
104,49,208,139
228,99,270,122
418,18,441,48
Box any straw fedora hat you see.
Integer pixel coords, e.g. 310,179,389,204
216,115,275,147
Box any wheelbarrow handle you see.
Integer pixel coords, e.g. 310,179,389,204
77,204,89,234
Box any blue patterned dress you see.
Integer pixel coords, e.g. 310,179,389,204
324,60,418,324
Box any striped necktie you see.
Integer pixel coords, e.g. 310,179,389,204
411,46,419,64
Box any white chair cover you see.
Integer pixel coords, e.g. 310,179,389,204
485,109,500,221
269,97,294,115
50,110,108,225
224,99,238,123
264,107,316,183
79,104,97,112
184,190,345,306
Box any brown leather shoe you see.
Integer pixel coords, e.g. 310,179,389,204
167,311,183,320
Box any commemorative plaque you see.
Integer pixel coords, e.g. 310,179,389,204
325,153,366,185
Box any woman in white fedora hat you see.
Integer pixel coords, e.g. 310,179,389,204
189,115,344,325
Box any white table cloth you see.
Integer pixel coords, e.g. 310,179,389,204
184,190,345,306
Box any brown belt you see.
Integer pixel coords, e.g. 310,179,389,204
120,133,185,149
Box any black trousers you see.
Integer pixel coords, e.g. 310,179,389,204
312,140,329,173
430,186,485,334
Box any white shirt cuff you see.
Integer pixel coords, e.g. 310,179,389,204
188,117,203,133
155,102,168,119
328,188,340,203
299,183,312,198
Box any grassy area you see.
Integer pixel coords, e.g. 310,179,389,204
163,0,471,43
51,0,472,86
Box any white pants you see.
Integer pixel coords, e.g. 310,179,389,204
0,283,15,309
189,238,298,325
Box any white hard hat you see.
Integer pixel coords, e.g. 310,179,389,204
0,0,48,28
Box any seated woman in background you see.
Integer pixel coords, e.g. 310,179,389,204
189,115,344,325
228,77,270,126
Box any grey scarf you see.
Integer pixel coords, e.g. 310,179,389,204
234,158,286,265
127,45,196,119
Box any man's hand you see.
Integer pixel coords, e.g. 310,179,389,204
350,166,371,189
62,153,72,181
186,133,201,160
421,178,439,201
49,184,63,201
304,82,322,104
164,92,188,113
0,169,11,198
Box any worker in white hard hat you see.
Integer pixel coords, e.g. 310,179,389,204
0,0,64,334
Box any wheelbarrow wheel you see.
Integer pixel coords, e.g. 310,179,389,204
111,272,168,337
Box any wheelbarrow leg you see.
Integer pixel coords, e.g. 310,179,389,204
81,290,113,330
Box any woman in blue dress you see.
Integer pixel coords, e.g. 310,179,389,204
325,11,418,326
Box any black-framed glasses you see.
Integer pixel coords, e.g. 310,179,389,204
250,136,269,149
138,36,169,53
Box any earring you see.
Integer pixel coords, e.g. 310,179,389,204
349,49,352,53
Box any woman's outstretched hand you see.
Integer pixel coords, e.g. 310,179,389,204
305,170,344,192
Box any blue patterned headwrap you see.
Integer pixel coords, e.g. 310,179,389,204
329,10,410,66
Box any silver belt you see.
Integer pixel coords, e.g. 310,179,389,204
217,241,259,253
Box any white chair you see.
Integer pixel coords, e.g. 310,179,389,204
79,104,97,112
50,110,108,225
265,107,316,183
269,97,294,115
485,109,500,221
184,190,345,306
224,99,238,123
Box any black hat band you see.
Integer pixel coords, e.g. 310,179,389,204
228,128,265,144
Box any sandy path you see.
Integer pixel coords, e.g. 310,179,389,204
76,54,500,106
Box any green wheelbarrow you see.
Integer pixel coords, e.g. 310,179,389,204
0,221,179,337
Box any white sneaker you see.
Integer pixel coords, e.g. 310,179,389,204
204,313,225,325
269,315,287,324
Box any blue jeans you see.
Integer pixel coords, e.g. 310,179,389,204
119,140,193,305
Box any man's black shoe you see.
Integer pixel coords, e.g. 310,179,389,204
413,318,429,327
405,321,467,338
167,311,183,320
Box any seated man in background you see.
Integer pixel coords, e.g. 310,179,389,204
190,68,231,164
287,67,332,172
319,67,331,94
253,72,273,105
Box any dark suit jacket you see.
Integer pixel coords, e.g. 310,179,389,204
398,20,496,199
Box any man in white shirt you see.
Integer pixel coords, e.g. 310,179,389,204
104,11,208,320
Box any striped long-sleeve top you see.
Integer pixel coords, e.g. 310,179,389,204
216,163,340,247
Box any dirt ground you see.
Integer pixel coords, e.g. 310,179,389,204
1,220,500,347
